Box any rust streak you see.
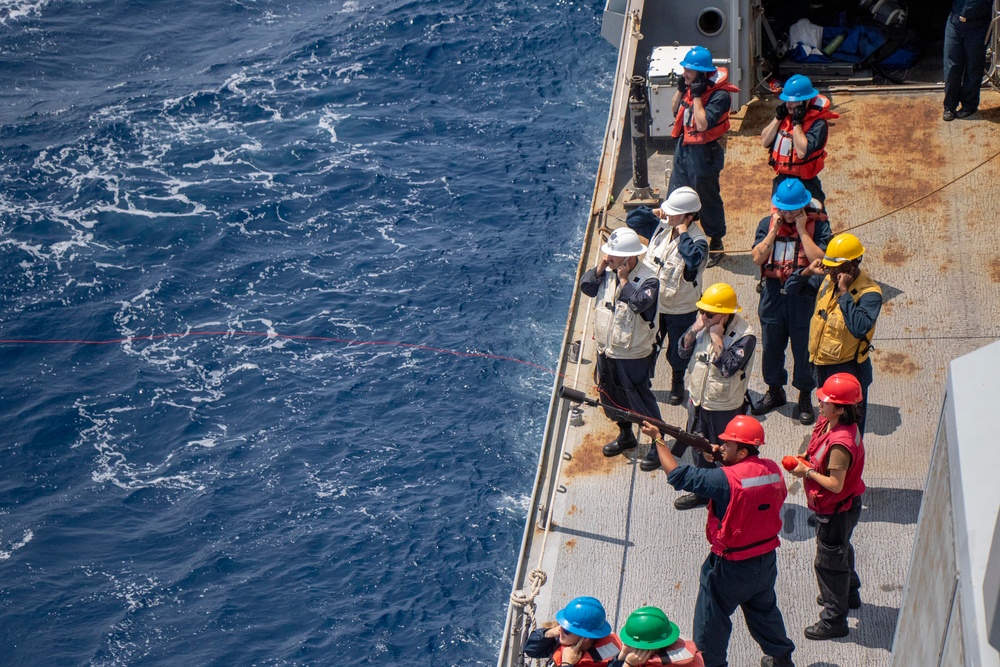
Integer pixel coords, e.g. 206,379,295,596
876,350,921,376
989,257,1000,283
564,429,625,478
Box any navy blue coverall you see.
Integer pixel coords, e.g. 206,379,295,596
943,0,993,114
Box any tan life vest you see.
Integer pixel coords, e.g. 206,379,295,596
808,269,881,365
592,262,658,360
642,222,708,315
685,314,754,411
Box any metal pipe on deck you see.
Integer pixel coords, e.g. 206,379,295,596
625,75,659,209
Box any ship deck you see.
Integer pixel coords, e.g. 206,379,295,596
509,89,1000,666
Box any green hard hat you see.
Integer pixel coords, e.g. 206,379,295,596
619,606,680,650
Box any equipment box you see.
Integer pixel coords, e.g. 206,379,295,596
647,46,689,139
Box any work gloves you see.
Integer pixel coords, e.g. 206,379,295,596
791,103,808,125
775,103,789,121
677,76,688,95
689,78,707,97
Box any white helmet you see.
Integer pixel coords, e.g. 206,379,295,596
660,187,701,216
601,227,647,257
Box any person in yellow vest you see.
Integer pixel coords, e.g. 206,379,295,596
608,606,705,666
671,283,756,510
784,233,881,436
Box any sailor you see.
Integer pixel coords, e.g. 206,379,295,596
667,46,739,268
630,187,708,472
671,283,755,511
760,74,838,204
785,373,866,642
523,596,623,666
640,416,796,667
942,0,993,121
749,178,831,426
784,233,881,437
579,227,662,458
608,606,705,667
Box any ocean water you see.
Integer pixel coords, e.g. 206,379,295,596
0,0,613,664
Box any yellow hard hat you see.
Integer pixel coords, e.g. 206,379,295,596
822,233,865,267
696,282,742,314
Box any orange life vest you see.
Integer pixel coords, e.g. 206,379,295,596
760,205,826,283
671,68,740,145
552,634,622,666
768,94,838,179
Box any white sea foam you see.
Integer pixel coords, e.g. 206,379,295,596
0,530,34,561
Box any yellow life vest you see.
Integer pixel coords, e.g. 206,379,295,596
808,269,880,365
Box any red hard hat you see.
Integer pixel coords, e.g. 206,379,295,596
816,373,863,405
719,415,766,447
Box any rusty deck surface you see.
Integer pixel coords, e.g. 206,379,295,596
515,89,1000,667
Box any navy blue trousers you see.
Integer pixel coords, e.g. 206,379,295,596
758,279,815,393
656,311,698,375
943,13,989,112
668,141,726,240
694,551,795,666
596,353,662,423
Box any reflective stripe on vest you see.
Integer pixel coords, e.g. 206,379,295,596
671,67,739,145
768,95,837,179
741,472,782,488
643,222,708,314
808,269,881,365
553,635,622,665
760,212,821,283
707,457,786,561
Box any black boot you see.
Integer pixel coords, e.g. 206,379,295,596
797,390,815,425
669,371,685,406
752,386,786,415
674,493,710,510
804,621,849,640
603,422,638,457
640,441,662,472
706,237,724,268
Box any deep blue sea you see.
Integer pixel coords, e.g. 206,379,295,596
0,0,614,664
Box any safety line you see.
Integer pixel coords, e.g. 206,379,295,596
607,145,1000,256
0,329,662,425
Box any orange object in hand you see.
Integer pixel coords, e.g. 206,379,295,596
781,455,801,471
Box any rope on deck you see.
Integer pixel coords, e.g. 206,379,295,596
600,144,1000,256
508,568,549,666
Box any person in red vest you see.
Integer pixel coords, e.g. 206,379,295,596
750,178,831,426
668,46,739,268
641,416,796,667
785,373,866,642
522,596,623,666
760,74,838,205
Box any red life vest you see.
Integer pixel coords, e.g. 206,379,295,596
768,94,838,179
632,638,704,666
706,456,787,561
804,417,866,514
760,205,826,283
552,634,622,666
671,68,740,145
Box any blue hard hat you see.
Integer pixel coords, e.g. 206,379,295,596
555,596,613,639
771,178,812,210
779,74,819,102
679,46,716,72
